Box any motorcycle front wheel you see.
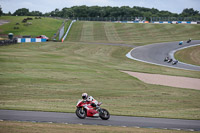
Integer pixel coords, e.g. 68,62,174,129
76,108,86,119
99,108,110,120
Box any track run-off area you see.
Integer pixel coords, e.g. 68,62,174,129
1,40,200,131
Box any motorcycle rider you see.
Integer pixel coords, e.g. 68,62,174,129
179,41,183,45
187,38,192,43
164,56,169,61
82,93,100,110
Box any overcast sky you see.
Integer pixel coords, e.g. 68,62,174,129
1,0,200,14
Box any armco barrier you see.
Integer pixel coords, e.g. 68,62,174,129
17,38,46,43
62,20,76,42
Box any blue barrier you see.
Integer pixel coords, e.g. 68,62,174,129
17,38,47,43
152,21,198,24
31,38,36,42
21,38,25,43
41,39,46,42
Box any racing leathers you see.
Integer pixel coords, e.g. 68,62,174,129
84,96,99,110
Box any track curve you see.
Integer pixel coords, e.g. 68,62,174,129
0,110,200,131
127,40,200,71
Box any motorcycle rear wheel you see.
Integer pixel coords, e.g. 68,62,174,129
76,108,86,119
99,108,110,120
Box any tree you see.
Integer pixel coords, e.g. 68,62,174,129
11,6,200,19
71,6,88,17
120,6,131,17
87,6,101,17
181,8,199,17
0,5,3,17
29,11,42,16
62,8,75,18
8,11,12,16
13,8,29,16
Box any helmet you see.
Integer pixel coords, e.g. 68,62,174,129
82,93,88,100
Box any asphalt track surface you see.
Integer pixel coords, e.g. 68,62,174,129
0,110,200,131
127,40,200,71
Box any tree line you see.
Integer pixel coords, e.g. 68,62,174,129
1,5,200,21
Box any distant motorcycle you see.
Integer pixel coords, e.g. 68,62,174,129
179,41,183,45
187,39,191,43
172,60,178,65
167,59,173,63
164,57,169,62
76,99,110,120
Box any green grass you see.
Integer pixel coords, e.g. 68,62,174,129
0,42,200,120
175,45,200,66
0,20,200,120
1,121,194,133
67,21,200,45
55,20,72,41
0,16,64,39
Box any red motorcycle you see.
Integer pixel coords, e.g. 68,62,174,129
76,99,110,120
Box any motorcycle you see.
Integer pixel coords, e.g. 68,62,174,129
179,41,183,45
187,39,191,43
164,57,169,62
76,99,110,120
172,60,178,65
167,58,173,63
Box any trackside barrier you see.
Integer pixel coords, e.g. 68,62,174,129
17,38,46,43
62,20,76,42
152,21,198,24
112,21,199,24
113,21,149,23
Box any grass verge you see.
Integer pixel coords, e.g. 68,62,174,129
0,121,196,133
175,45,200,66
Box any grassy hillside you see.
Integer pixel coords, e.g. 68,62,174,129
175,45,200,66
67,21,200,45
0,20,200,120
0,41,200,120
0,16,64,39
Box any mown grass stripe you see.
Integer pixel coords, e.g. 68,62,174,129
80,21,94,42
67,21,83,41
104,23,122,42
93,22,108,42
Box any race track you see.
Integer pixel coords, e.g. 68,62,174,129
0,110,200,131
1,41,200,131
127,40,200,71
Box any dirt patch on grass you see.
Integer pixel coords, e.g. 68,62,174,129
122,71,200,90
